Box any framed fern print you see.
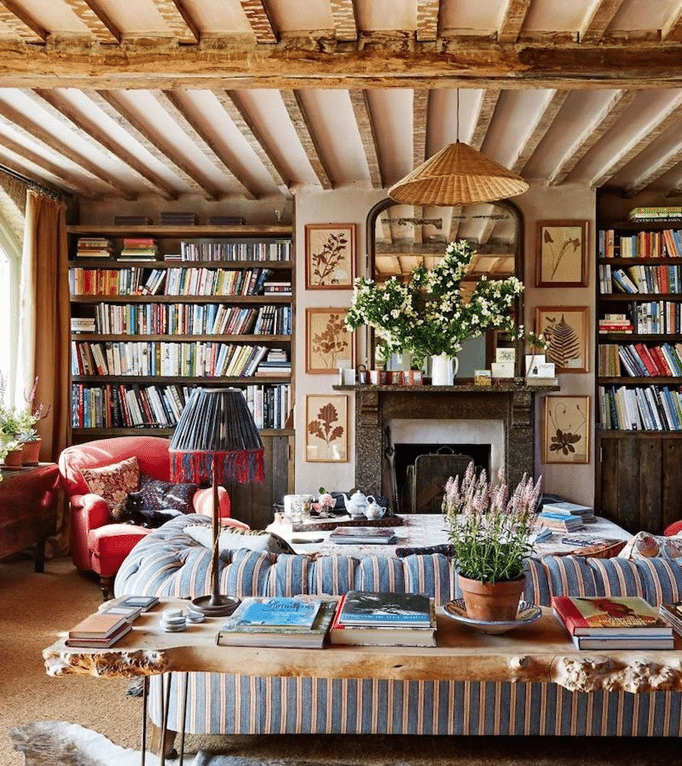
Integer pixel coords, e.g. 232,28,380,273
305,395,348,462
542,395,590,464
305,224,355,289
535,220,588,287
535,306,589,373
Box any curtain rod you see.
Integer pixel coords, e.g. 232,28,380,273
0,162,67,202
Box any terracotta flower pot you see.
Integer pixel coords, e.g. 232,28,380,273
2,448,24,469
458,573,525,622
21,438,42,466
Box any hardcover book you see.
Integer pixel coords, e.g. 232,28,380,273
68,612,130,639
552,595,673,637
660,601,682,635
328,527,397,545
231,596,321,629
336,590,434,627
65,622,132,648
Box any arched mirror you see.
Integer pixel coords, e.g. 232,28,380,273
365,198,524,375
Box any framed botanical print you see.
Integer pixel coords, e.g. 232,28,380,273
306,308,354,374
535,220,589,287
535,306,589,373
305,394,348,462
305,224,355,289
542,395,590,464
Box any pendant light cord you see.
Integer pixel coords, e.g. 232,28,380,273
456,89,460,144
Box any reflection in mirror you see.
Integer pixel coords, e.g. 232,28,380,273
366,198,523,374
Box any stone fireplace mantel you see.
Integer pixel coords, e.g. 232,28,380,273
335,382,558,502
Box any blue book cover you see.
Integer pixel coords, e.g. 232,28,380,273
232,597,321,629
338,590,433,627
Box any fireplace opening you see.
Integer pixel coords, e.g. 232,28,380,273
391,443,491,514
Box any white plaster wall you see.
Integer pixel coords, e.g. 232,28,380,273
515,182,596,506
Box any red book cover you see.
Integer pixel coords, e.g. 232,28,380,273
650,345,673,376
551,596,672,636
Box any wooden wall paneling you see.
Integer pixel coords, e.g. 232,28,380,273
662,439,682,532
638,438,662,533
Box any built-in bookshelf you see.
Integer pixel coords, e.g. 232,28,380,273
595,195,682,533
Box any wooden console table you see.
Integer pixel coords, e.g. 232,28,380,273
0,462,60,571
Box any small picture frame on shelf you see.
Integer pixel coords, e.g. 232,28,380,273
305,308,354,374
304,224,355,289
535,220,589,287
535,306,589,373
542,395,590,464
305,395,349,462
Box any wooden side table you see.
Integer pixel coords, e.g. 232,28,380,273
0,462,60,571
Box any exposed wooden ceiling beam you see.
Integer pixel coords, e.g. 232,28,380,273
590,91,682,187
150,0,199,43
0,99,137,199
280,90,332,189
330,0,357,42
470,91,501,151
349,90,383,188
547,89,637,186
0,133,102,198
0,0,46,40
153,90,257,199
416,0,440,42
87,90,221,200
62,0,120,42
2,40,682,89
625,142,682,196
662,2,682,42
497,0,531,45
29,89,178,200
579,0,626,44
511,89,569,173
213,90,290,192
239,0,277,44
411,90,430,246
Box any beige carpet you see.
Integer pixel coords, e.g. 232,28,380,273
2,553,682,766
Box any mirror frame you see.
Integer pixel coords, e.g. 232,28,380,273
364,197,525,372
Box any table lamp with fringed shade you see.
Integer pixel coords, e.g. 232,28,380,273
169,387,264,616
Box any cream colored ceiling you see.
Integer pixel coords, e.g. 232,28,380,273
0,0,681,213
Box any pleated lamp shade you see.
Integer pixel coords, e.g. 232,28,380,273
169,387,264,486
388,141,529,206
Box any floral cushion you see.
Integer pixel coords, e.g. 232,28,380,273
138,475,198,512
80,456,140,511
184,524,296,554
617,530,682,561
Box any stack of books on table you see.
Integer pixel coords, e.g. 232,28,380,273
537,507,585,532
216,596,338,648
330,590,436,647
329,526,397,545
539,500,596,528
552,595,675,649
659,601,682,636
66,611,133,648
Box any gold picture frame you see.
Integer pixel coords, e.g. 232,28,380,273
305,308,354,374
305,394,349,462
535,305,590,373
304,224,355,289
536,220,589,287
542,395,590,464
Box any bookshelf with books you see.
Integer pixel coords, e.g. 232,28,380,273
67,224,295,529
596,192,682,534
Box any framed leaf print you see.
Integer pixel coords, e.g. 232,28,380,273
536,220,588,287
542,395,590,464
535,306,589,373
305,395,348,462
306,308,354,374
305,224,355,289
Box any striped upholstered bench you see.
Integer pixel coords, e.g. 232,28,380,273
115,514,682,737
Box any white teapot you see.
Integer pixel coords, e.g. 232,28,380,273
365,498,386,520
342,490,370,518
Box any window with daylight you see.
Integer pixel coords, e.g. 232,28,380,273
0,233,19,403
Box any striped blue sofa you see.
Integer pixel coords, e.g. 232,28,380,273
115,514,682,737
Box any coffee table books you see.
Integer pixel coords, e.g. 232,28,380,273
65,612,133,648
660,601,682,636
216,596,339,648
328,526,397,545
329,590,436,646
552,595,675,650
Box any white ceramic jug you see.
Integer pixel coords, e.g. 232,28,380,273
430,354,459,386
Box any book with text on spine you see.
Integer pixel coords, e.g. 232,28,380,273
552,595,673,637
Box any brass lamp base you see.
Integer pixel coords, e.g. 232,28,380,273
189,594,241,617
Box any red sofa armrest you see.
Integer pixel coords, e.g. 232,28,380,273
664,520,682,536
70,493,110,530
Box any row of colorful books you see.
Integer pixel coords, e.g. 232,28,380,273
602,263,682,295
216,591,436,649
602,342,682,378
598,384,682,431
87,302,292,337
598,227,682,258
179,240,290,262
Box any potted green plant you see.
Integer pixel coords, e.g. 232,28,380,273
443,462,542,621
17,377,51,466
0,434,23,468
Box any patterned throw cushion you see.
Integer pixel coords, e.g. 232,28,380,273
80,456,140,511
185,524,296,554
138,475,198,512
618,531,682,561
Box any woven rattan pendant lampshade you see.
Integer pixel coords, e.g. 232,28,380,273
388,140,529,206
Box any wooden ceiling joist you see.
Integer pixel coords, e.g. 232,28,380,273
0,0,46,41
150,0,199,43
153,90,257,199
280,90,332,190
349,90,383,188
239,0,277,44
29,89,178,200
88,90,222,200
579,0,626,44
625,142,682,197
511,89,569,173
62,0,120,43
470,91,501,151
412,90,430,246
214,90,290,192
547,89,637,186
416,0,440,42
330,0,358,42
497,0,532,45
662,3,682,42
0,99,137,198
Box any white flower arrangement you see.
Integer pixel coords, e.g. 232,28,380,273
345,240,535,366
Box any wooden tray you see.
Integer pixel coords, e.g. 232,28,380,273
291,514,405,532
